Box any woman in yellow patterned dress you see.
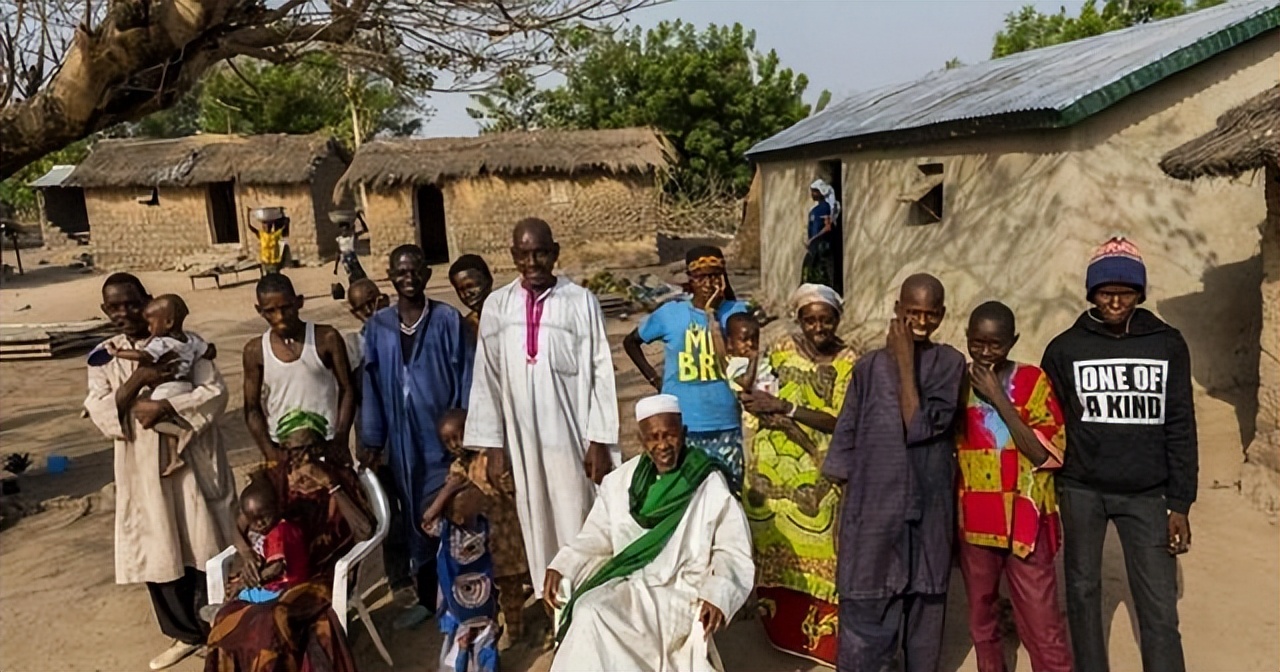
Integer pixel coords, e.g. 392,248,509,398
739,284,855,667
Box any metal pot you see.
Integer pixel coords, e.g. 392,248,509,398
252,206,286,222
329,210,358,225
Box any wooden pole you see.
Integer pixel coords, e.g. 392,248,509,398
9,230,22,275
346,68,370,211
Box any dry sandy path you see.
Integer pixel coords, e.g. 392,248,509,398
0,255,1275,671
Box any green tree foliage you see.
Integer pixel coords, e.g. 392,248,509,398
466,74,552,133
128,86,203,139
468,21,823,196
992,0,1227,58
0,141,92,218
197,53,422,147
814,90,833,114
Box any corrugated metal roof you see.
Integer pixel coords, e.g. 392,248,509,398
28,165,77,188
749,0,1280,158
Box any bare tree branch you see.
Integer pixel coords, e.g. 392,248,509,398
0,0,655,178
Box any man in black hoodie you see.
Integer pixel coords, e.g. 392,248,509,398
1041,237,1197,672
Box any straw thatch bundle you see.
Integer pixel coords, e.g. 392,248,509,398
1160,86,1279,180
65,134,349,188
339,127,673,191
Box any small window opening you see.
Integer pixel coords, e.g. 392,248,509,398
138,187,160,207
908,163,944,226
548,182,571,205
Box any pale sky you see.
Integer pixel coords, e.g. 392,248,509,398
422,0,1089,137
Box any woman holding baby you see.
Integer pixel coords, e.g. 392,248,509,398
738,283,854,667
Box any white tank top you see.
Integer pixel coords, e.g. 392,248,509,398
262,322,339,442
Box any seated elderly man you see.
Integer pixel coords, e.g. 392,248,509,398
543,394,754,671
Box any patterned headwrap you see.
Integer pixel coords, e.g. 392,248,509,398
682,245,736,301
275,409,330,441
686,256,726,274
685,245,727,275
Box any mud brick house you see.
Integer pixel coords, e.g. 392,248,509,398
64,134,349,270
336,127,672,269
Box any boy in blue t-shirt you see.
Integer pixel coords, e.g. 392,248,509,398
623,246,747,491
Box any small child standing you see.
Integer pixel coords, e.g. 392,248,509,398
333,216,369,284
97,294,216,475
430,409,529,660
711,312,819,457
422,470,501,672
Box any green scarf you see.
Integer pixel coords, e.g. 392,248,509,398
556,447,724,643
275,409,329,441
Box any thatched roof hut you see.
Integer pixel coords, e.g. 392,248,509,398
71,134,351,271
65,134,350,188
339,127,673,269
337,127,672,193
1162,86,1280,513
1160,86,1279,179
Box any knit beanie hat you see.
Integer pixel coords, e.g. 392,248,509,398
1086,236,1146,302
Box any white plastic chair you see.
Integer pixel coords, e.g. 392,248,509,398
206,468,395,666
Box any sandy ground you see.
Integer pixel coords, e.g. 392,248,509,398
0,250,1276,672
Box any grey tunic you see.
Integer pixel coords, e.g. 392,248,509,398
822,344,965,599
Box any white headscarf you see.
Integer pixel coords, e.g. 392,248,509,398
810,179,841,221
791,283,843,317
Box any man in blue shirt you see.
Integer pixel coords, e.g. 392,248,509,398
360,244,474,629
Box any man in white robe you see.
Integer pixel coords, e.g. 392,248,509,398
85,273,238,671
465,218,619,601
543,394,754,672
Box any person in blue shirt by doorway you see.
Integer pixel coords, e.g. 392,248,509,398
802,179,841,292
624,245,748,492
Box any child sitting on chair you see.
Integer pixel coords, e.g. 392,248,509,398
201,479,310,622
96,294,216,475
424,409,530,666
711,312,819,457
236,479,310,603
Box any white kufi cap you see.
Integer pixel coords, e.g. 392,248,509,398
635,394,681,422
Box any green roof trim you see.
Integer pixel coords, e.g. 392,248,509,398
1057,6,1280,127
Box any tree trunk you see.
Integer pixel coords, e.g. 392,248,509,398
0,0,268,178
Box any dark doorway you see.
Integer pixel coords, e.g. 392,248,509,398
42,187,89,235
207,182,239,244
414,185,449,264
818,159,845,294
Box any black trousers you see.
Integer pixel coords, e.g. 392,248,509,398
416,549,439,611
146,566,209,646
1059,486,1185,672
837,592,946,672
376,464,439,610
